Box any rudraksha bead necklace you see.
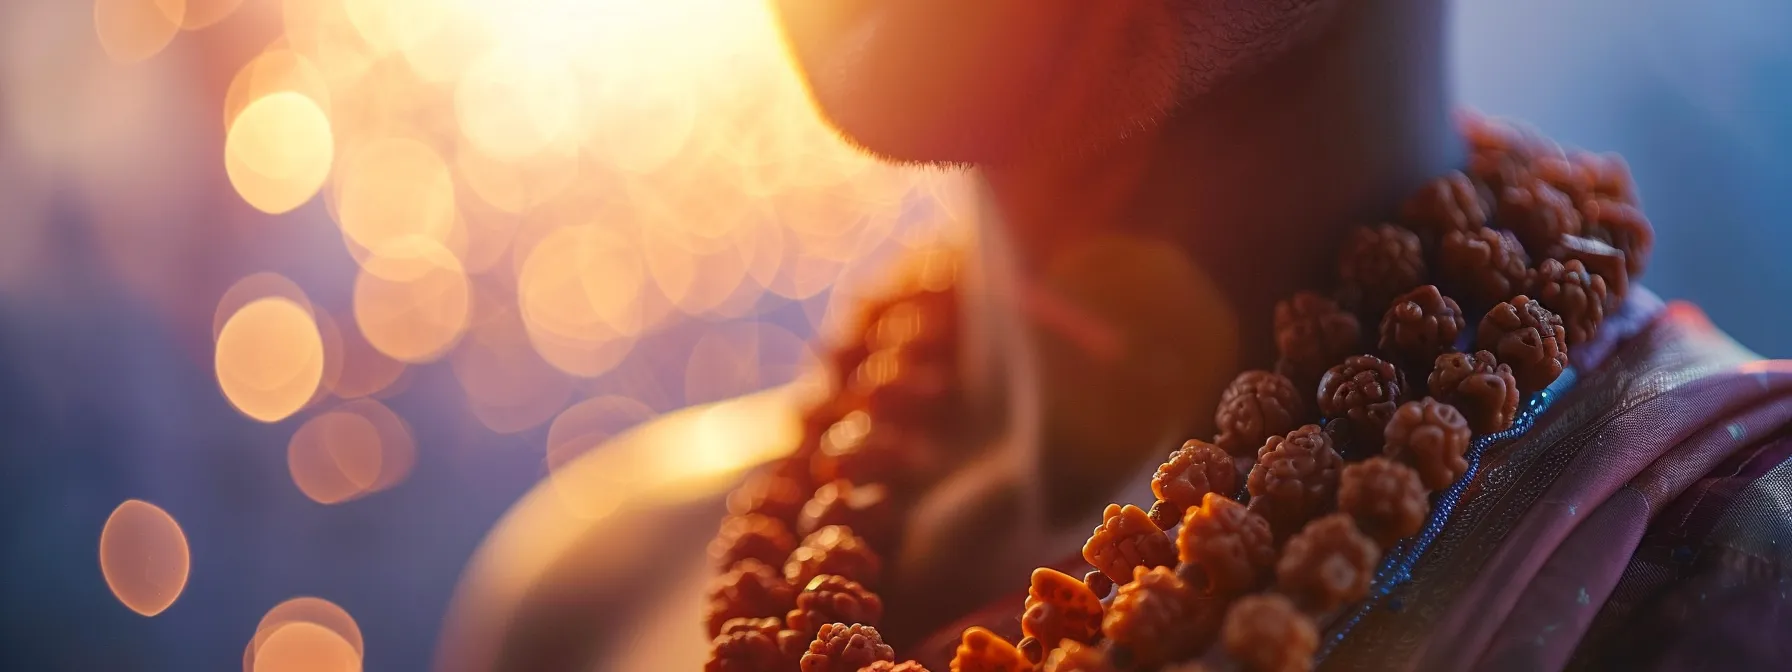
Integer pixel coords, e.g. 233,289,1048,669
702,112,1655,671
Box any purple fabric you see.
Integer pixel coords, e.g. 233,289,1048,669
1407,303,1792,670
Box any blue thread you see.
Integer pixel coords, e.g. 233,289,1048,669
1315,368,1578,661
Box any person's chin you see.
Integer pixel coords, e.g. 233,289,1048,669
771,0,1090,165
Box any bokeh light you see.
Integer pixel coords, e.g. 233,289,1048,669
223,47,332,131
98,500,190,617
352,240,471,363
93,0,185,63
212,273,315,341
226,92,335,214
252,622,361,672
247,596,365,671
287,410,384,504
335,137,457,258
216,296,326,423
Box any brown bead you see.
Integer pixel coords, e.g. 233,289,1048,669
1383,399,1472,491
1247,425,1344,542
1273,292,1362,390
1151,440,1242,523
1214,371,1307,457
1573,150,1640,206
705,559,797,636
785,525,882,589
1022,567,1105,648
728,468,812,526
1084,570,1116,599
1040,640,1116,672
1377,285,1465,375
800,623,894,672
1532,259,1608,350
1338,458,1430,548
1102,566,1202,668
1428,351,1520,434
1221,593,1318,672
710,514,799,570
1276,514,1380,614
950,627,1031,672
1147,500,1181,531
707,617,798,672
861,662,932,672
1498,176,1582,255
787,575,883,635
798,479,895,543
1338,224,1426,313
1438,227,1531,308
1476,297,1568,392
1177,493,1277,596
1551,234,1630,311
1531,155,1594,207
1317,355,1406,458
1083,503,1177,585
1581,197,1653,280
1400,170,1491,246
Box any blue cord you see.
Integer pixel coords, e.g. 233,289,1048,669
1315,368,1579,660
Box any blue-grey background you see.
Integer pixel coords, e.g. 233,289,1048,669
1,0,1788,669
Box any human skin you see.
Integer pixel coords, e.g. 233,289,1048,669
773,0,1466,633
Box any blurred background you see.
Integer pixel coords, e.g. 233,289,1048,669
0,0,1786,669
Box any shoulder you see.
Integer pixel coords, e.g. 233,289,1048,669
435,388,802,672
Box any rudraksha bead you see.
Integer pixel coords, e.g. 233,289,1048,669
1437,227,1531,308
1247,425,1344,542
1573,150,1640,206
1040,640,1116,672
1084,503,1177,584
1383,399,1472,492
1338,458,1430,548
1532,258,1608,350
1551,234,1630,311
1531,155,1594,207
710,514,799,570
785,525,882,588
1273,292,1362,390
797,480,895,543
707,617,800,672
1377,284,1465,376
1221,594,1318,672
1214,371,1306,457
1151,440,1242,524
861,661,932,672
1102,566,1201,668
1497,176,1582,255
1276,514,1379,613
1176,493,1277,596
800,623,894,672
1581,197,1653,280
1399,170,1490,247
1337,224,1426,313
1428,351,1519,433
705,559,796,636
787,575,883,635
950,627,1031,672
1317,355,1405,458
1022,567,1105,648
728,468,811,525
1476,297,1568,392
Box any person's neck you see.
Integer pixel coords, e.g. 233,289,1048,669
958,0,1461,520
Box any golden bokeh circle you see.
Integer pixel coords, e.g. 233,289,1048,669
98,500,189,617
252,621,361,672
352,241,471,363
216,296,326,423
286,411,384,504
225,91,334,214
93,0,186,63
335,137,457,258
